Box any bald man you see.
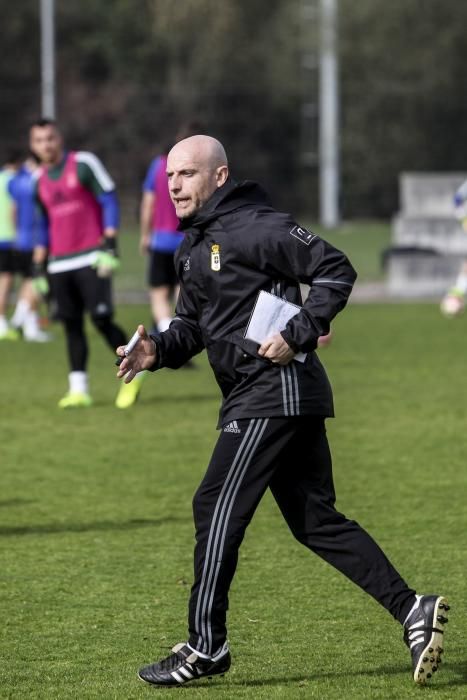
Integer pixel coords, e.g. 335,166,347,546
118,136,448,688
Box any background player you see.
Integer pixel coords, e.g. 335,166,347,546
440,179,467,316
7,153,50,341
139,122,203,335
30,118,143,408
0,149,21,340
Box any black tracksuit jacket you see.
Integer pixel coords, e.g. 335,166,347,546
150,179,357,427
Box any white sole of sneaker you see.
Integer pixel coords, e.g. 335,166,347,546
137,670,227,687
413,596,449,684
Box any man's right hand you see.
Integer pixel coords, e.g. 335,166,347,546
139,232,150,256
116,324,157,382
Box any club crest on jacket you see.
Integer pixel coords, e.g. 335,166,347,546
211,244,221,271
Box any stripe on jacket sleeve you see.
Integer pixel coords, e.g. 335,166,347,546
76,151,115,191
312,278,353,286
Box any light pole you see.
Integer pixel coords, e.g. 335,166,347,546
319,0,339,228
40,0,56,118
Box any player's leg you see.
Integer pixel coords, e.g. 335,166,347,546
440,259,467,316
269,417,448,684
77,265,145,408
147,252,197,369
149,285,172,332
148,251,177,333
11,252,50,341
270,417,415,620
9,283,29,330
77,265,126,348
49,269,91,407
0,250,18,339
138,417,298,687
61,315,91,401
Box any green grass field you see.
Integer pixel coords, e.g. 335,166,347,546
309,221,391,282
1,299,467,699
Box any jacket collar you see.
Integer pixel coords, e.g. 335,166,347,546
179,178,271,231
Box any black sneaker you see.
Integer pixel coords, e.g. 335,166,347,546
138,642,231,687
403,595,450,684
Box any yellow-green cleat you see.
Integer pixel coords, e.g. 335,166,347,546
58,392,93,409
0,327,21,341
115,372,145,409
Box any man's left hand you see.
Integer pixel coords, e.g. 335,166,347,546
93,250,121,278
93,235,120,278
258,333,295,365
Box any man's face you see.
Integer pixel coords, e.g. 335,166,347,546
29,125,62,165
166,149,226,219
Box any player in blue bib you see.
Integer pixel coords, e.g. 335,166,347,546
7,154,50,341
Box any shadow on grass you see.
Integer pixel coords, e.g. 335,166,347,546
0,499,35,508
136,392,219,406
226,661,467,689
86,393,219,409
0,516,186,537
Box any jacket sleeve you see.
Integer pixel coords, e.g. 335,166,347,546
244,214,357,352
149,285,205,370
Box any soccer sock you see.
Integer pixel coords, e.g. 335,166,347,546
23,309,41,336
403,594,422,626
453,272,467,294
69,371,89,395
157,317,172,332
10,299,30,328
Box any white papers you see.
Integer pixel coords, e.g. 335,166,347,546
244,290,307,363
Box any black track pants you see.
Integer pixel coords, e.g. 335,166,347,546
63,317,88,372
62,316,126,372
188,417,416,656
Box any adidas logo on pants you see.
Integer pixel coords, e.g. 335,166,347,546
223,421,241,433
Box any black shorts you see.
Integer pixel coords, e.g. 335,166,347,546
49,265,114,321
148,250,178,288
13,250,34,278
0,248,14,274
0,249,34,277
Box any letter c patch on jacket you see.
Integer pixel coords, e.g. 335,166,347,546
289,225,316,246
211,244,221,271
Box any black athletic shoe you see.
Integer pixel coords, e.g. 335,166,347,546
138,642,231,687
403,595,450,684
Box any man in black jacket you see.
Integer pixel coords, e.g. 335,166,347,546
117,136,448,688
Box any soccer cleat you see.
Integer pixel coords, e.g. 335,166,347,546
403,595,449,684
58,392,93,409
138,642,231,687
0,327,21,341
115,372,145,409
23,328,51,343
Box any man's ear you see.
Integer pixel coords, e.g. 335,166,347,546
216,165,229,188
